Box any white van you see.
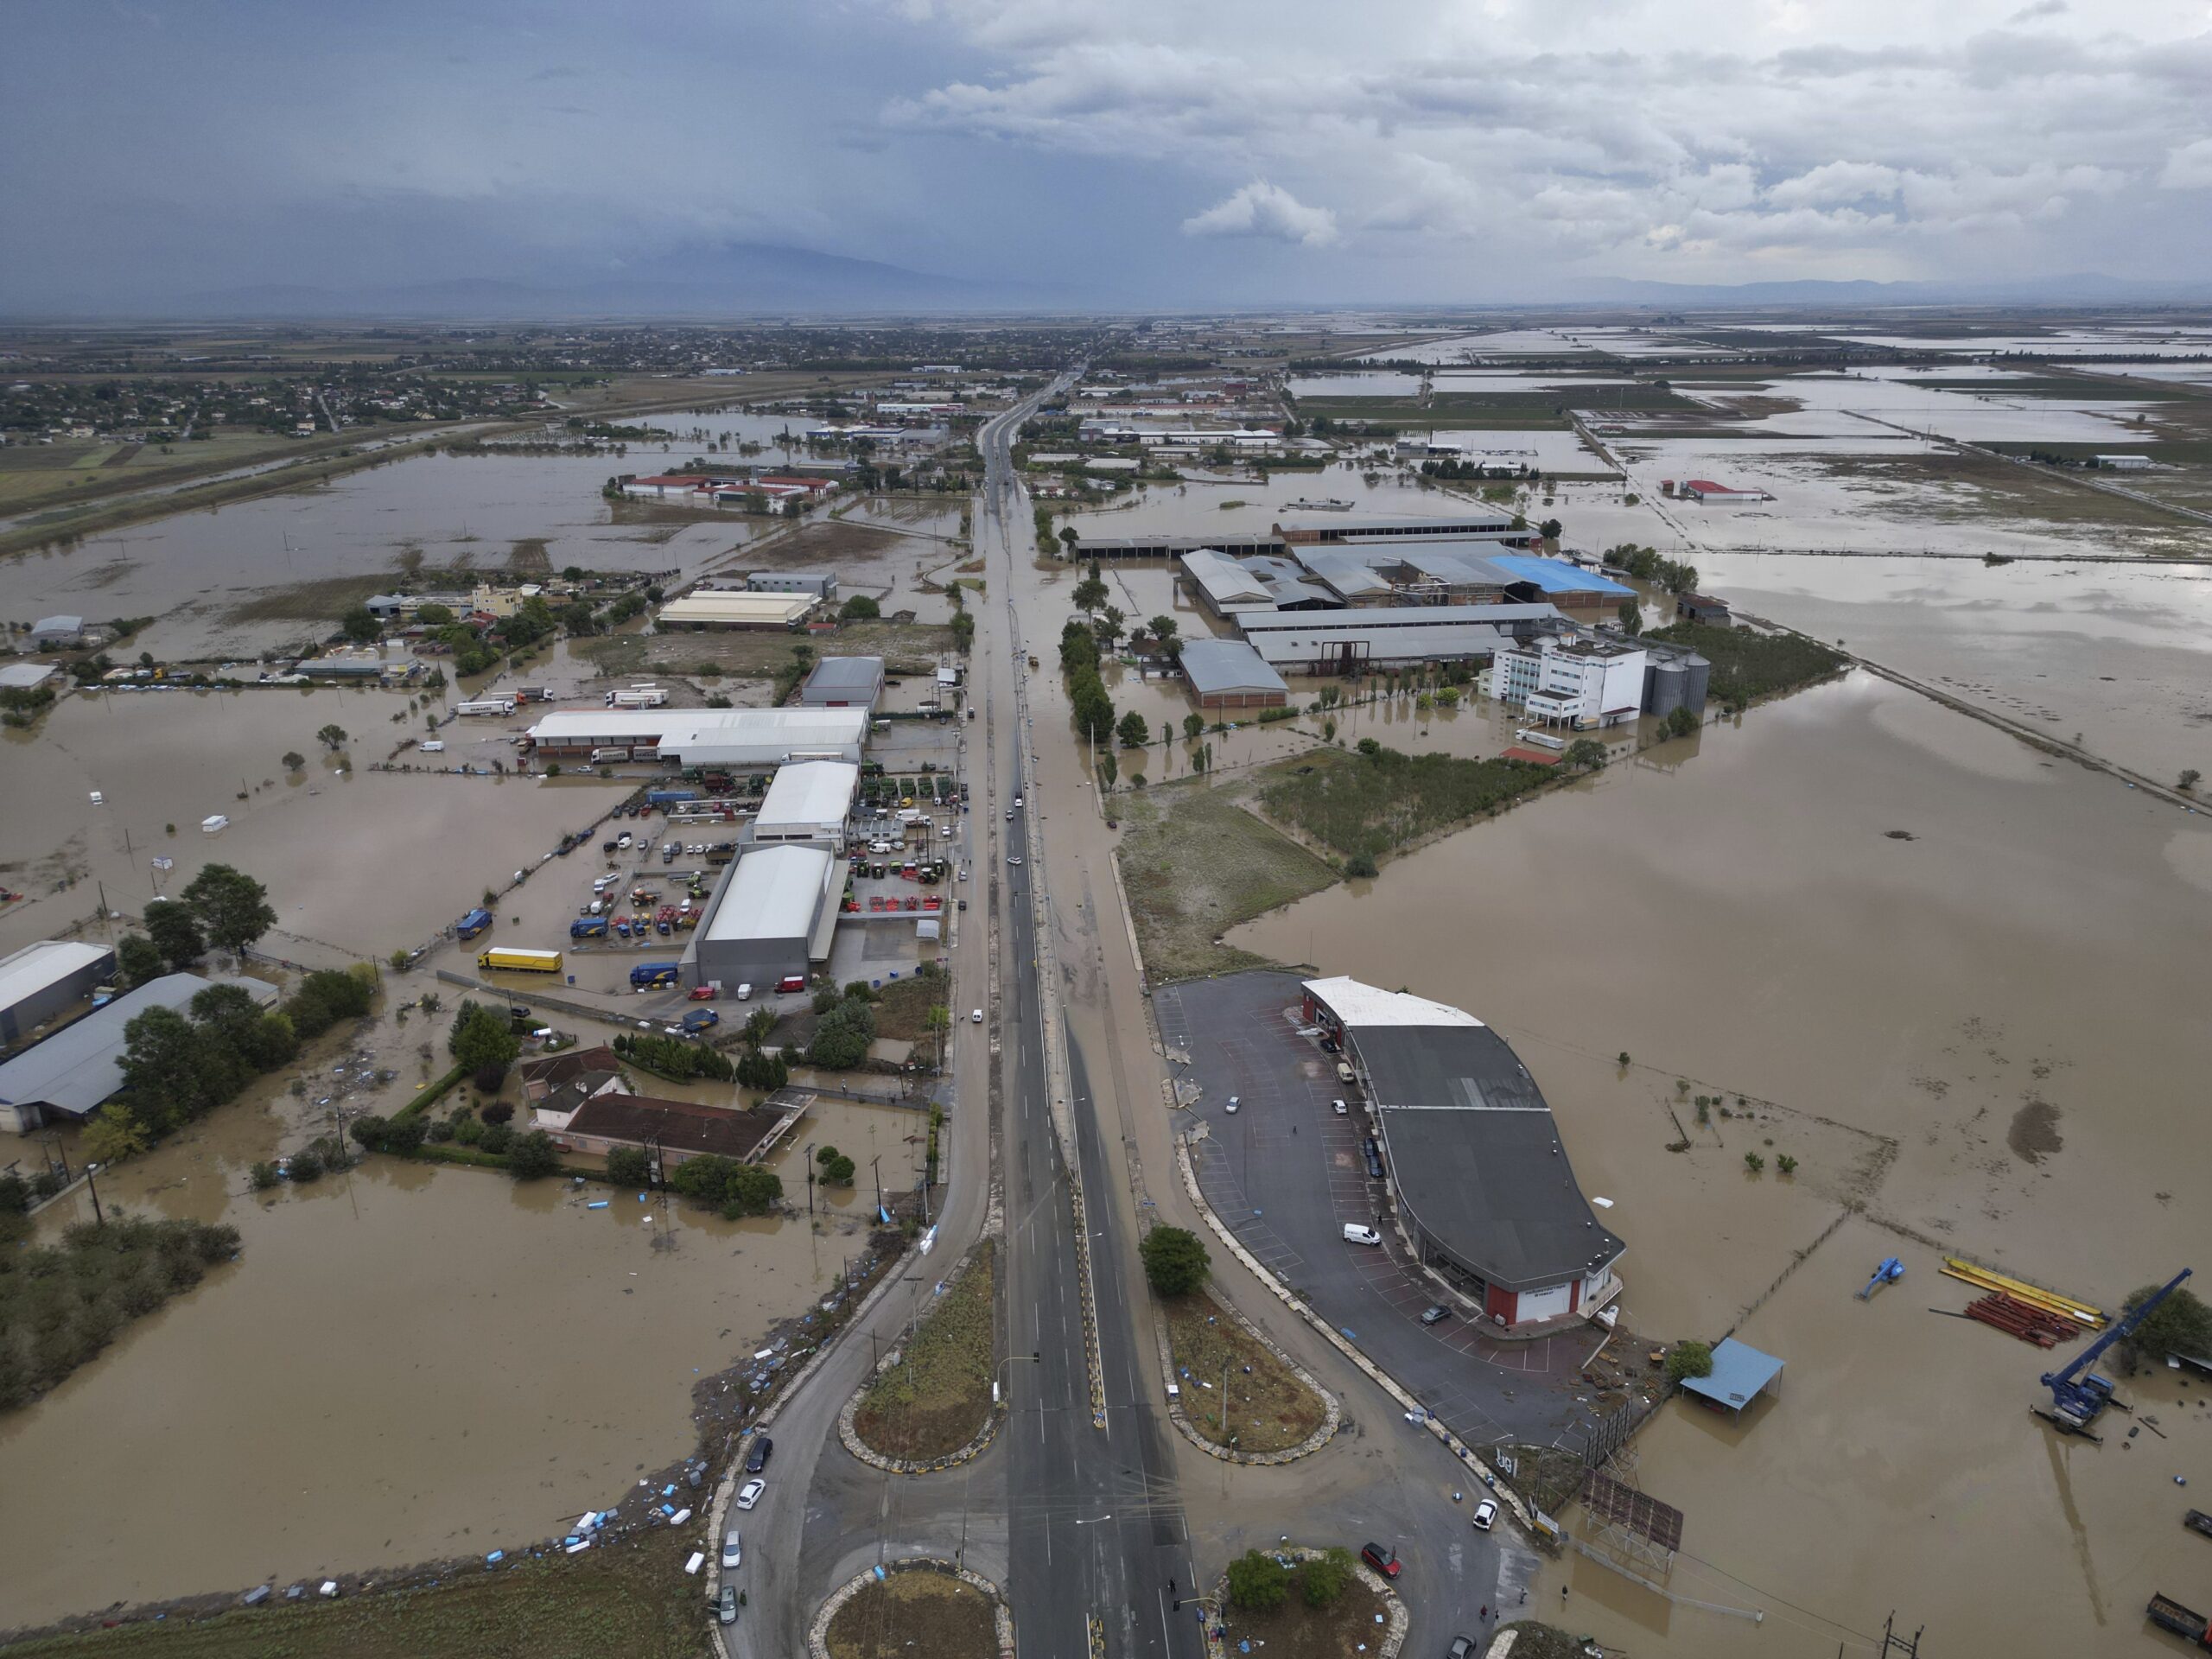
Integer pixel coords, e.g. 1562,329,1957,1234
420,740,446,753
1336,1061,1357,1085
1343,1224,1382,1246
735,982,753,1001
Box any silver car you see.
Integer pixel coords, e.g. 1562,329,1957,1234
721,1528,741,1570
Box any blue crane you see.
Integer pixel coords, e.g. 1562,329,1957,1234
2036,1267,2192,1440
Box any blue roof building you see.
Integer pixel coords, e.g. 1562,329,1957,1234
1679,1337,1785,1415
1480,555,1636,599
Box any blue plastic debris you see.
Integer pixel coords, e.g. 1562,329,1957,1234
874,1565,887,1580
586,1200,609,1210
486,1550,505,1564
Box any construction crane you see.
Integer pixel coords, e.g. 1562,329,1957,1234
2035,1267,2192,1440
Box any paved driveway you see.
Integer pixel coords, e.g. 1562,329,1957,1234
1157,971,1601,1456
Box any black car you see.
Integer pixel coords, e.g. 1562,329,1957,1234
746,1434,773,1474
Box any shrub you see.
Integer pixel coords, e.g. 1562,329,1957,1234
480,1100,514,1126
1226,1549,1289,1612
1665,1339,1714,1382
506,1130,562,1179
248,1162,280,1192
1139,1225,1209,1296
288,1147,324,1183
606,1146,652,1186
2119,1282,2212,1370
1744,1151,1764,1173
480,1122,514,1155
1301,1546,1354,1609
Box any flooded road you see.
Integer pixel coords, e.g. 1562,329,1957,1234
1228,673,2212,1655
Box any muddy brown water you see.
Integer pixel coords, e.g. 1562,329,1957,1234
1229,672,2212,1655
0,1031,921,1630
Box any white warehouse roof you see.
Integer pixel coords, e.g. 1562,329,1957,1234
703,846,836,944
755,760,859,833
0,941,111,1013
658,592,816,627
526,707,868,753
1303,976,1484,1030
1179,639,1289,698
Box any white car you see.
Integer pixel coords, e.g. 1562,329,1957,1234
1224,1096,1240,1114
1471,1498,1498,1532
735,1478,766,1511
971,1008,984,1023
1013,795,1024,808
721,1528,742,1569
1007,854,1022,866
1332,1098,1349,1115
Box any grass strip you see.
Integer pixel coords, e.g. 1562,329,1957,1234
850,1240,995,1461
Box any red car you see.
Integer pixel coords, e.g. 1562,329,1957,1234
687,985,717,1001
1359,1543,1400,1580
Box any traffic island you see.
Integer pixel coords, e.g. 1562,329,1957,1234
1210,1545,1405,1659
1485,1620,1599,1658
842,1238,1001,1471
813,1559,1011,1659
1156,1287,1337,1461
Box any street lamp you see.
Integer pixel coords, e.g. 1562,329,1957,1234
83,1160,105,1227
992,1350,1041,1405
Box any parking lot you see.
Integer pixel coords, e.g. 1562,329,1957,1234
1155,970,1603,1453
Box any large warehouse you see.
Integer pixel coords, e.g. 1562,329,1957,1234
523,707,868,767
0,972,278,1133
749,760,859,847
0,940,115,1047
1237,602,1563,673
681,844,840,989
799,655,885,711
1179,639,1289,708
657,592,817,629
1302,976,1623,1330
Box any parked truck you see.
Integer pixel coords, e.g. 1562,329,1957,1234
479,947,563,975
606,685,669,709
647,788,702,809
2150,1593,2212,1648
455,698,516,716
630,960,680,989
569,917,608,938
455,906,493,940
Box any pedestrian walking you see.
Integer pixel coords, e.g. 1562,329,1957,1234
1168,1579,1176,1596
1480,1604,1490,1621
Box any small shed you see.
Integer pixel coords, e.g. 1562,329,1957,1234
1680,1338,1784,1414
1675,593,1732,626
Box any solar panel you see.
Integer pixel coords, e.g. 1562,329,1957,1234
1580,1469,1684,1552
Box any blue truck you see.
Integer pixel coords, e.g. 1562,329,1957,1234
455,907,493,940
569,917,609,939
630,961,680,989
646,788,701,809
680,1007,720,1034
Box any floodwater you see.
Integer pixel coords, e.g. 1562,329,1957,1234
0,1064,894,1630
1228,673,2212,1655
0,686,617,967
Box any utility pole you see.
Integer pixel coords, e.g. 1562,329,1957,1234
1878,1613,1923,1658
804,1141,815,1215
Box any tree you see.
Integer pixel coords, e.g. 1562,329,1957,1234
1096,752,1118,791
2182,769,2202,791
1664,1338,1714,1382
82,1102,150,1165
340,605,382,645
1183,713,1204,741
1058,524,1081,555
119,1003,211,1115
1148,614,1178,650
1539,517,1563,541
145,902,207,971
839,594,880,621
2118,1281,2212,1369
1564,738,1607,772
280,750,306,772
807,995,875,1071
448,1000,520,1084
190,982,295,1071
817,1146,857,1185
1663,704,1699,739
1117,710,1149,748
416,602,455,626
606,1146,651,1186
1356,736,1382,757
182,863,277,953
1226,1549,1289,1611
506,1130,562,1179
1071,573,1109,614
287,967,373,1038
315,723,348,751
1302,1546,1354,1609
1139,1225,1210,1296
115,932,165,988
1615,599,1642,638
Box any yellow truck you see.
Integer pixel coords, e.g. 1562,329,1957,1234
478,947,563,975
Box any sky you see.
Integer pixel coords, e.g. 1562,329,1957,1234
6,0,2212,311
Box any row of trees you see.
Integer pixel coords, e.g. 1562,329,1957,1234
85,965,376,1165
111,864,280,989
1608,543,1700,594
807,984,878,1071
1060,616,1116,746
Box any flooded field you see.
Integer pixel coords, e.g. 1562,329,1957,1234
1227,673,2212,1656
0,1086,898,1631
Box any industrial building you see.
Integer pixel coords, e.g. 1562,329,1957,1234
1278,510,1522,545
1179,550,1278,620
1488,635,1648,728
799,655,885,711
1179,639,1290,709
523,707,868,767
2094,454,2153,471
27,615,85,649
681,844,841,990
1301,976,1623,1330
747,569,839,598
0,941,115,1048
658,592,817,630
748,760,859,848
1675,593,1732,626
0,972,279,1133
1236,603,1565,673
0,662,59,691
1671,479,1766,505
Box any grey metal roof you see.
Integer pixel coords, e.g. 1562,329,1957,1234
1354,1023,1622,1292
1236,602,1563,632
803,655,884,694
0,972,278,1119
1282,512,1515,535
1179,638,1288,697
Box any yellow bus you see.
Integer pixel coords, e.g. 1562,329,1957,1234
478,947,563,975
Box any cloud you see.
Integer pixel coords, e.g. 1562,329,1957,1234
2161,138,2212,190
1181,180,1338,246
2009,0,2066,19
